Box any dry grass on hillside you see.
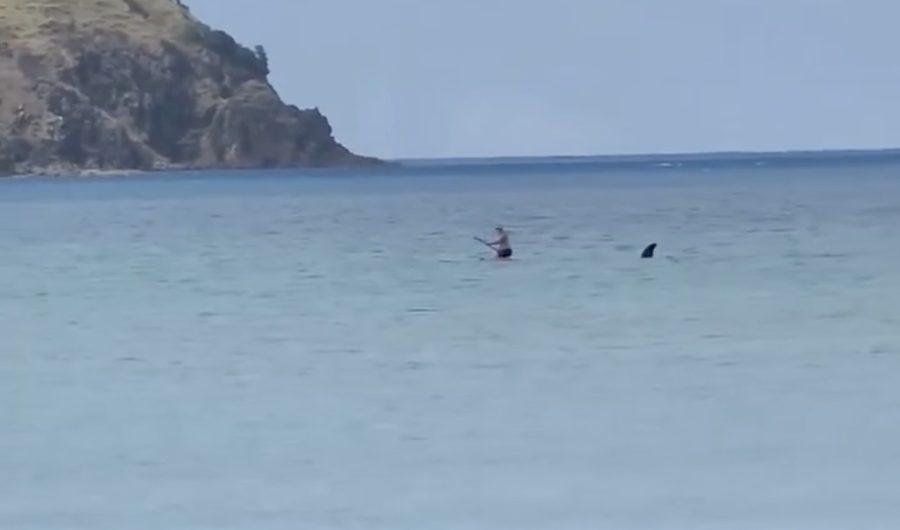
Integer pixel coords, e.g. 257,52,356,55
0,0,194,48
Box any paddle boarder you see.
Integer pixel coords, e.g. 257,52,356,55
475,226,513,259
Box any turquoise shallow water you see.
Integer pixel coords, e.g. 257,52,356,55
2,162,900,529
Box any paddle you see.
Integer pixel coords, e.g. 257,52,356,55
473,236,494,250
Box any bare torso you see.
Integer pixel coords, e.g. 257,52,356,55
495,232,510,251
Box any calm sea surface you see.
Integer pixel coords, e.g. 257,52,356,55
2,160,900,529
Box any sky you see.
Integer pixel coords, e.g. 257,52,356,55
185,0,900,160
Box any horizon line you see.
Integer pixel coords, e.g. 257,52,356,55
392,146,900,164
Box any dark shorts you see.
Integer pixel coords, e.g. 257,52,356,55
497,248,513,259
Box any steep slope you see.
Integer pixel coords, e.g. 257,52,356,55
0,0,376,175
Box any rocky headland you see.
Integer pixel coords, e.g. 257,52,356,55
0,0,378,176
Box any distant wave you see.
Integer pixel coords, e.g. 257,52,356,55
392,148,900,175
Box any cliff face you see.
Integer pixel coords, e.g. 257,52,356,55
0,0,376,175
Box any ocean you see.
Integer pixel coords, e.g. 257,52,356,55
2,159,900,529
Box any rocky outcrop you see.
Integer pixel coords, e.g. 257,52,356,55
0,0,378,175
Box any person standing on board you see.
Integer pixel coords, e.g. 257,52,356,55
478,226,513,259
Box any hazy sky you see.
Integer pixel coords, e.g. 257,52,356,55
186,0,900,159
